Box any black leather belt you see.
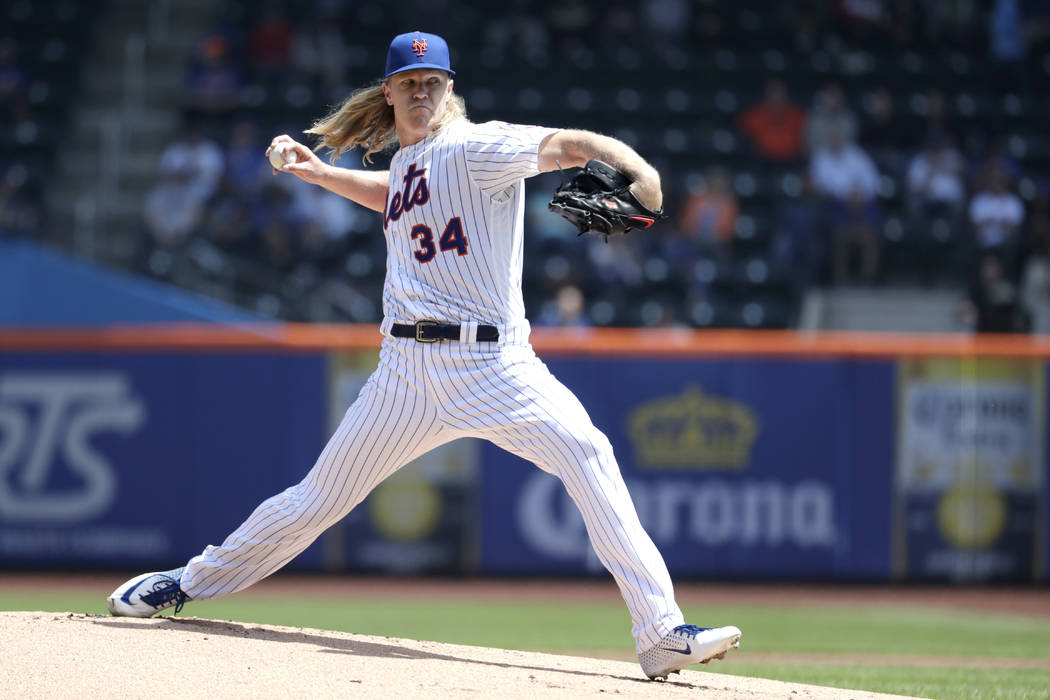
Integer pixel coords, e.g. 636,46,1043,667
391,321,500,343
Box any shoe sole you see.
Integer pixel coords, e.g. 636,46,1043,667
106,593,165,618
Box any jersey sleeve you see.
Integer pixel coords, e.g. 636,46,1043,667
463,121,559,197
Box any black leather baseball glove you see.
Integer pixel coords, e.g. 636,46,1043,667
548,159,665,239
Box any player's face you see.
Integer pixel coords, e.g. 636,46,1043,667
384,69,453,146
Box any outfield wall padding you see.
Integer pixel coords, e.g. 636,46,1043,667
0,325,1045,582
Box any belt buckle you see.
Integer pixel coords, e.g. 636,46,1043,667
415,320,438,343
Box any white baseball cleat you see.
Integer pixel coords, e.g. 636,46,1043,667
106,568,190,617
638,624,742,680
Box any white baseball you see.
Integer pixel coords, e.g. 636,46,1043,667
269,143,296,170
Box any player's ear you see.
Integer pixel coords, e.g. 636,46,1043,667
382,81,393,106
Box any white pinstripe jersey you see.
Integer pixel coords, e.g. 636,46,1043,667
381,118,557,331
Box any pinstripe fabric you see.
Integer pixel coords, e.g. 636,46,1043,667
179,118,685,654
181,337,683,652
381,119,554,329
181,342,451,600
432,341,684,651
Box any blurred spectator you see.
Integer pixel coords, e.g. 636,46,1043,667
785,0,831,54
160,130,225,203
805,83,857,154
861,86,911,177
969,167,1024,273
200,176,255,256
905,132,966,222
989,0,1026,93
588,235,643,289
810,129,881,203
959,253,1030,332
254,182,302,271
836,0,891,50
537,284,591,326
904,132,967,285
225,119,266,192
249,7,295,83
184,34,242,125
678,168,738,259
143,168,205,253
32,0,1050,330
293,186,358,265
736,79,806,164
970,136,1023,190
920,88,956,145
810,127,881,284
772,175,824,289
639,300,682,328
656,225,698,289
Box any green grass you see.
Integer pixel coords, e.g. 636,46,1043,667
3,591,1049,699
705,664,1050,700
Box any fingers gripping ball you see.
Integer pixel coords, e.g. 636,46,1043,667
548,159,666,239
269,143,298,171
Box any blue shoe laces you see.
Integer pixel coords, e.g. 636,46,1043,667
139,572,189,614
674,624,713,637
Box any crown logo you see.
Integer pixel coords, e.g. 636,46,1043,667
412,37,428,57
627,385,759,470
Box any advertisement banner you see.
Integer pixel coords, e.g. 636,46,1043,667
479,357,896,579
0,352,327,569
894,358,1045,582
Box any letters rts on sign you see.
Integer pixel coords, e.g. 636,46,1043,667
0,372,145,522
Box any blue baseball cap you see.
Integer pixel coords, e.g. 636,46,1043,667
385,31,455,78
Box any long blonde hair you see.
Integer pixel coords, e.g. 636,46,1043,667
306,80,467,165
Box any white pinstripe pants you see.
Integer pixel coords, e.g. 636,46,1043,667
181,338,684,651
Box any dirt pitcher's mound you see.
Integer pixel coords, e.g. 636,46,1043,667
2,612,921,699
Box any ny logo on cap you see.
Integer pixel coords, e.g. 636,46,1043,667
412,37,428,56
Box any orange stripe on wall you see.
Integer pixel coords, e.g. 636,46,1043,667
2,324,1050,359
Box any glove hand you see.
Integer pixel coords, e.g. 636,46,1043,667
548,159,666,239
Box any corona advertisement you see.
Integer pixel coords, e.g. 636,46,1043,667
895,357,1045,581
480,356,896,579
628,386,758,470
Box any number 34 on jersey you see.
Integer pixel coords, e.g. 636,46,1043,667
384,161,470,264
411,217,468,263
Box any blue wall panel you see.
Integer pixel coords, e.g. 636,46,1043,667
0,352,326,568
